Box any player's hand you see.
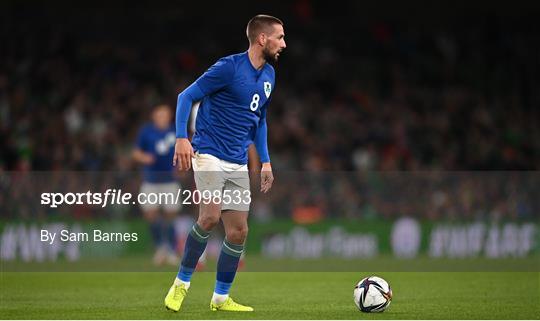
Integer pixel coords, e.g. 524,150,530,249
140,153,155,165
260,162,274,193
132,149,155,165
173,138,195,171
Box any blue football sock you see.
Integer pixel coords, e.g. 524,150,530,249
166,222,177,252
214,239,244,295
177,223,210,282
149,220,163,247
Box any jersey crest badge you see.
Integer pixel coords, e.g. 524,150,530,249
264,81,272,98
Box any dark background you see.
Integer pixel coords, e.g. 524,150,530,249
1,0,539,172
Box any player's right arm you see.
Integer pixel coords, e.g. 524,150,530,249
174,57,235,170
132,127,155,165
174,82,203,170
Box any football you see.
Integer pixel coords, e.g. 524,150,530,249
353,276,392,312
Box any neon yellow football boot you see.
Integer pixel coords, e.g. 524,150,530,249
210,297,254,312
164,283,187,312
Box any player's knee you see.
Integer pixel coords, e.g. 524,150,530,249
197,215,219,231
226,226,248,244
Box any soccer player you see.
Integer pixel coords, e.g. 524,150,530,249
133,104,181,265
164,15,286,312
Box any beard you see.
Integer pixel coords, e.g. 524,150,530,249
263,47,279,63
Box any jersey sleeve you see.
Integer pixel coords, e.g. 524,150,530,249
254,100,270,163
194,57,235,95
175,83,205,138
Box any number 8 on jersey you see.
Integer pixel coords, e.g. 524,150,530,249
250,93,260,111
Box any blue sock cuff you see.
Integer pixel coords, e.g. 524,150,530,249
177,266,195,282
190,224,211,243
221,239,244,258
214,280,232,295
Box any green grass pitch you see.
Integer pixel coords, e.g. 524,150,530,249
1,270,539,319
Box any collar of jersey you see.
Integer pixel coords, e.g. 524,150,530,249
244,51,265,76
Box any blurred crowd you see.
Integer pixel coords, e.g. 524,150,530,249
1,2,539,221
1,2,538,172
260,172,538,221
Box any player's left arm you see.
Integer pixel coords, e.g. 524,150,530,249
254,103,273,193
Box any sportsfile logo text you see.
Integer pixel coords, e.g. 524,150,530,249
41,188,251,208
41,189,142,208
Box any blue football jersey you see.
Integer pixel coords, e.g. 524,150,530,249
190,51,274,164
136,124,176,183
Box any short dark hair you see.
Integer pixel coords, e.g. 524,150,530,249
246,14,283,44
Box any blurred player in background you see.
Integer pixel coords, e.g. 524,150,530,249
132,104,182,266
164,15,286,312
